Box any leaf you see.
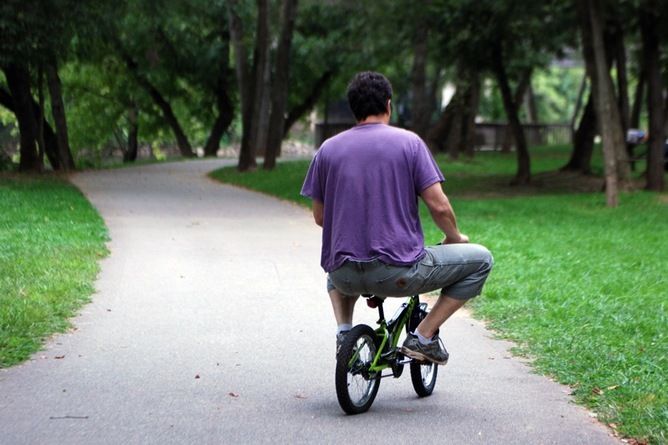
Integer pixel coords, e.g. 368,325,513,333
228,392,239,398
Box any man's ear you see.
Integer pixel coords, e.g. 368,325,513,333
387,99,392,115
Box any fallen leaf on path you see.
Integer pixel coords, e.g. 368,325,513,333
228,392,239,398
195,374,200,379
54,355,65,359
295,394,307,399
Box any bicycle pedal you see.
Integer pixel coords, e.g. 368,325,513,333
380,349,396,360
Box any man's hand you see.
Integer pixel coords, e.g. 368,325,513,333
442,233,469,244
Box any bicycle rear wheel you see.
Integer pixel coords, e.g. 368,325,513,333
335,324,381,414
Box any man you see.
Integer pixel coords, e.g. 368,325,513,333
301,71,493,365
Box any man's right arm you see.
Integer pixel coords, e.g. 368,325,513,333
312,199,324,227
419,182,468,244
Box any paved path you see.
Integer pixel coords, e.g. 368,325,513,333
0,160,620,444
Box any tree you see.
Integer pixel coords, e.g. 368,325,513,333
264,0,299,170
580,0,631,207
639,0,665,191
3,64,42,172
0,0,82,171
228,0,263,171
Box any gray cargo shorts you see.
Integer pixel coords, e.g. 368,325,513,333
327,244,493,300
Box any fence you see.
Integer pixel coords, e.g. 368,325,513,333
474,123,572,150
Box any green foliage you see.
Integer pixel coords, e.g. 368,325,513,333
532,66,586,123
210,146,668,443
479,67,587,123
0,175,108,367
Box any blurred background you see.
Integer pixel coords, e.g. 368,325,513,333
0,0,666,189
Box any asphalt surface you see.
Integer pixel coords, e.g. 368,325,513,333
0,159,621,444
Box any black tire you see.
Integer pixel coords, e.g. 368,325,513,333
335,324,381,414
408,301,438,397
410,359,438,397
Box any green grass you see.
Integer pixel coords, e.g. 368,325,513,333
0,175,108,367
211,145,668,444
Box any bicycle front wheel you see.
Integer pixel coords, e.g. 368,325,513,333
408,300,438,397
410,360,438,397
335,324,381,414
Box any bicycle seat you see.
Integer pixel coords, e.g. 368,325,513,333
364,295,385,308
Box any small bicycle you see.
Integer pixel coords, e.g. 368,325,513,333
335,294,438,414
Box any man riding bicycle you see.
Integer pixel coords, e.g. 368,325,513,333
301,71,493,365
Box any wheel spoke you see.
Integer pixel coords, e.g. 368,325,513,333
345,336,377,407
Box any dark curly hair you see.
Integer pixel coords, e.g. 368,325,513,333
346,71,393,121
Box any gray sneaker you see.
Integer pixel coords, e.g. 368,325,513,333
400,333,449,365
336,331,349,358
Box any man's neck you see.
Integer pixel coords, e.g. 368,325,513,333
358,114,390,125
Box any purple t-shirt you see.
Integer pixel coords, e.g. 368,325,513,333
301,123,444,272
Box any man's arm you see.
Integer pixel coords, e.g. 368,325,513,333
312,199,324,227
419,182,468,244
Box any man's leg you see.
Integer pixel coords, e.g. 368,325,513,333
401,243,492,363
416,295,466,338
417,243,493,338
329,288,359,327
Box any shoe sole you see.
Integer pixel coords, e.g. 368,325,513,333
400,346,448,366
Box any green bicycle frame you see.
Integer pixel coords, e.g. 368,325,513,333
347,295,419,374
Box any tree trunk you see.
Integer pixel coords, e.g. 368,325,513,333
426,89,460,153
570,74,587,141
463,75,481,157
37,67,46,166
204,105,234,157
562,92,596,173
0,86,62,169
609,20,630,136
283,69,335,137
123,106,139,163
582,0,629,206
46,61,75,171
501,68,532,153
526,83,539,124
250,0,271,158
3,64,42,172
492,43,530,185
264,0,298,170
410,18,431,139
444,101,463,159
204,26,234,157
640,1,665,191
227,0,256,171
630,65,645,130
116,44,194,158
